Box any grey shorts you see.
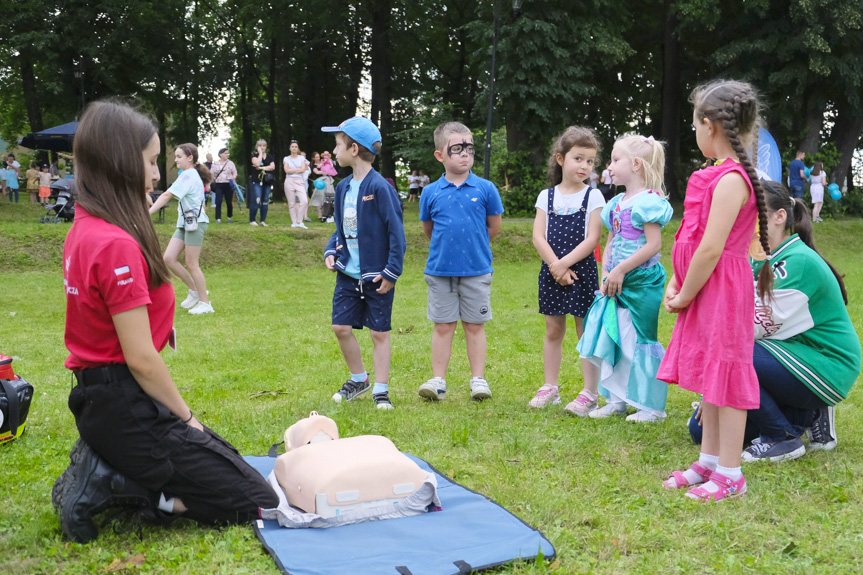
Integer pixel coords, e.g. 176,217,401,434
172,222,208,246
425,273,493,324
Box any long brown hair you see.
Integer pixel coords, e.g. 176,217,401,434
762,180,847,304
74,101,170,287
177,143,213,186
546,126,601,186
691,79,773,299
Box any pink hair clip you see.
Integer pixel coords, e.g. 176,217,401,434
643,136,656,144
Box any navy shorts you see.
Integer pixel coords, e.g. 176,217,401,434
332,271,395,332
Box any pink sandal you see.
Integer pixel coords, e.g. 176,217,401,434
663,462,713,489
685,472,747,502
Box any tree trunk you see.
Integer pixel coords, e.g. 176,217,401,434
798,101,823,156
345,13,363,118
829,107,863,190
240,78,253,187
158,110,168,191
370,0,394,177
659,0,681,201
19,52,43,132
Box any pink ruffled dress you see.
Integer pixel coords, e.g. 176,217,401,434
656,159,759,409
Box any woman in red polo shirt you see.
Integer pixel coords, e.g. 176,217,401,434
52,101,277,544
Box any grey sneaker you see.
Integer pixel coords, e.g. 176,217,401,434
469,377,492,401
741,436,806,463
418,377,446,401
332,378,370,402
805,406,837,451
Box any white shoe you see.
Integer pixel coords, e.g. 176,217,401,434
291,223,299,228
298,223,308,229
250,221,258,226
418,377,446,401
188,301,214,315
180,289,199,309
626,410,666,423
589,402,628,419
469,377,492,401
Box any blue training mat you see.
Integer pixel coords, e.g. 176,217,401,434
244,454,555,575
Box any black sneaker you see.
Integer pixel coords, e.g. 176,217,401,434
53,437,84,512
741,436,806,463
373,391,394,410
332,378,371,403
60,442,158,543
806,405,837,451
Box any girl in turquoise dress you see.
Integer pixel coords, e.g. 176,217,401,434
577,135,673,422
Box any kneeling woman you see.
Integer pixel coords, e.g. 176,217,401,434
149,143,214,314
54,101,277,543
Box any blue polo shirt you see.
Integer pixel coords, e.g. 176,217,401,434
419,171,504,277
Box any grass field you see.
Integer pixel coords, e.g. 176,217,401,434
1,198,862,574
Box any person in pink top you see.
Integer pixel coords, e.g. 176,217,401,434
658,80,772,501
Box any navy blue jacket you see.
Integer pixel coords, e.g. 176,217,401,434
324,168,406,283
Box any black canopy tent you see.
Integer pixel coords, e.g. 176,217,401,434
18,122,78,153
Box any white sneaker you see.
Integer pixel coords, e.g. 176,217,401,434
291,223,299,228
250,221,258,226
418,377,446,401
469,377,492,401
180,289,199,309
260,221,268,227
298,223,308,229
589,402,628,419
188,301,214,315
626,410,666,423
528,384,561,408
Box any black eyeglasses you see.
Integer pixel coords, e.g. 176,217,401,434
447,142,475,157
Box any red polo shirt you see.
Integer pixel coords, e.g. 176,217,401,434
63,206,175,370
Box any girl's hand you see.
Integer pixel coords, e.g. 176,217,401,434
603,266,625,297
557,270,576,286
549,259,573,282
665,293,691,313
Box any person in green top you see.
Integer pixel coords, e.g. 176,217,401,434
744,181,860,461
690,182,861,462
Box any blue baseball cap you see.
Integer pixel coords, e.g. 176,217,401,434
321,117,381,155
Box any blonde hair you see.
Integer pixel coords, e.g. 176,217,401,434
255,139,267,148
433,121,472,151
613,134,667,198
546,126,601,186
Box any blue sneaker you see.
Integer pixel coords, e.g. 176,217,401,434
332,378,370,402
742,436,805,463
806,406,837,451
418,377,446,401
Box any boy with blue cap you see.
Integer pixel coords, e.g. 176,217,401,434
321,117,406,409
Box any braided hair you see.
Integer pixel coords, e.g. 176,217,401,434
691,80,773,299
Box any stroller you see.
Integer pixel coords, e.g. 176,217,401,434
40,178,76,223
321,188,335,223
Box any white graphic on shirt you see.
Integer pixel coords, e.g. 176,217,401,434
114,265,134,286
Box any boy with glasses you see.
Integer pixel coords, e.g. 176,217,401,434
418,122,504,401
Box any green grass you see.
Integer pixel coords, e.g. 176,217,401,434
1,199,862,574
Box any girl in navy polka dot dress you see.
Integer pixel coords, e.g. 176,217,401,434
529,127,606,415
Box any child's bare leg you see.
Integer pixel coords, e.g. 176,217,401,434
575,316,599,393
370,330,390,383
717,405,747,469
333,325,364,374
700,402,720,457
163,238,195,290
813,202,823,221
431,322,457,379
542,315,567,385
462,321,486,378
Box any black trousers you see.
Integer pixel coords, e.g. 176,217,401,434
212,182,234,220
69,365,277,524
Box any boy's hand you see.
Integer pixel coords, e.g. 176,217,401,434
325,255,336,271
373,275,395,294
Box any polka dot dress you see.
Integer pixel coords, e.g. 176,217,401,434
538,187,599,317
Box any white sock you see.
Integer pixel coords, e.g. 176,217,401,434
189,290,198,296
715,465,742,481
158,492,176,514
677,453,718,485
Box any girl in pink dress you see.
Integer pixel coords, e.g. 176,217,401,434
657,80,773,501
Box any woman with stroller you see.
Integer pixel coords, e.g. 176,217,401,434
210,148,237,223
149,143,214,315
53,100,277,544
